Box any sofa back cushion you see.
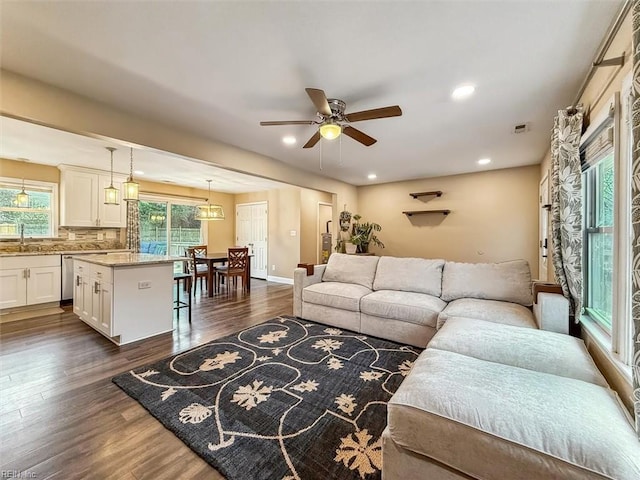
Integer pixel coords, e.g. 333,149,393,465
322,253,380,289
441,260,533,306
373,256,445,296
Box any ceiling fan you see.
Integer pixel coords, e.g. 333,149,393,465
260,88,402,148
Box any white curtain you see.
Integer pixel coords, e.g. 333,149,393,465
550,106,584,319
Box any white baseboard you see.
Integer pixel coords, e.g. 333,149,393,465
267,275,294,285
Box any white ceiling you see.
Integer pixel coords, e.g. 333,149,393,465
0,1,622,186
0,116,288,193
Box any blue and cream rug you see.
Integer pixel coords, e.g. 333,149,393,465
113,316,421,480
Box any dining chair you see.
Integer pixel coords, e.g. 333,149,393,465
216,247,249,294
187,245,209,296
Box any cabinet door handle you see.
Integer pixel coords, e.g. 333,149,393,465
23,268,27,279
76,275,81,287
26,268,30,279
94,281,100,294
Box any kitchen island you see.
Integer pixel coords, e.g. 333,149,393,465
72,253,183,345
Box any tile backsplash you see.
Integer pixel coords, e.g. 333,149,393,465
0,227,125,253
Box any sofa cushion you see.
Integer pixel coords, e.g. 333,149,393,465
441,260,533,306
389,349,640,480
302,282,371,312
322,253,380,289
361,290,446,328
429,317,608,386
372,256,445,296
437,298,536,329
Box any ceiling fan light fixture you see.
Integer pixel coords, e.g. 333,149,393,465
319,122,342,140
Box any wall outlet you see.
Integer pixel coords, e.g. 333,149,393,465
68,232,76,240
290,230,297,236
97,232,104,241
138,281,151,289
271,265,276,271
105,230,117,239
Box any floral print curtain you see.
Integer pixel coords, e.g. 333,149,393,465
550,106,584,319
126,200,140,253
631,0,640,440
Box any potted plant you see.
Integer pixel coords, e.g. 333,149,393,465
349,214,385,253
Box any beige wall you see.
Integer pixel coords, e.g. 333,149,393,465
0,70,358,248
300,188,332,265
357,165,540,276
0,157,60,183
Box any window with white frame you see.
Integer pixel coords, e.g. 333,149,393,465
580,80,633,370
0,178,57,238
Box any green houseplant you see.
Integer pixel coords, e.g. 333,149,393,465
349,214,385,253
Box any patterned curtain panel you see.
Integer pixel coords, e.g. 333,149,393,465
126,200,140,253
550,106,584,319
631,0,640,440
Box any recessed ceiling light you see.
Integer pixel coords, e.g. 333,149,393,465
451,84,475,100
477,158,491,165
282,136,296,145
368,173,377,180
134,170,145,175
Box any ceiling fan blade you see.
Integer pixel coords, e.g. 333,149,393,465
305,88,332,116
344,105,402,123
303,131,321,149
343,126,377,146
260,120,316,126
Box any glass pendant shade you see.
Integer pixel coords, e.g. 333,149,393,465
15,179,29,208
104,147,119,205
123,147,139,201
196,179,225,221
319,122,341,140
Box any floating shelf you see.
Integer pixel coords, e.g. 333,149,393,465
403,209,451,216
409,190,443,199
542,204,552,210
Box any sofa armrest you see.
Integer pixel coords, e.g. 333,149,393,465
293,265,326,317
533,292,569,334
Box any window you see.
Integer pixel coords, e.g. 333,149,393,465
583,149,614,331
139,197,206,269
0,178,57,238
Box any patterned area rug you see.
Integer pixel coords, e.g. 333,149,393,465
113,316,421,480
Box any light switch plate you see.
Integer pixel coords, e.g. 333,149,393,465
97,233,104,241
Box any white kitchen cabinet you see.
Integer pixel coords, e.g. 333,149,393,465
0,255,62,310
59,165,127,227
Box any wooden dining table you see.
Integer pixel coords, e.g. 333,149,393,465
194,252,252,297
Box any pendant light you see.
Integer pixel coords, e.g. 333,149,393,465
122,147,139,202
196,179,225,221
15,178,29,208
104,147,119,205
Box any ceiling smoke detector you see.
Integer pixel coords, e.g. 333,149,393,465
513,123,530,134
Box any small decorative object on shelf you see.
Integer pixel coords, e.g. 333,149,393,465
402,210,451,216
542,204,551,210
409,191,443,199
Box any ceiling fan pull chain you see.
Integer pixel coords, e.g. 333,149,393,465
339,133,342,166
319,138,323,171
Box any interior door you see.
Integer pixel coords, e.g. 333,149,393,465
236,202,268,279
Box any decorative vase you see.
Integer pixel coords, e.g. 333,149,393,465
345,242,357,254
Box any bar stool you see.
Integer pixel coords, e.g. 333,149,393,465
173,272,192,323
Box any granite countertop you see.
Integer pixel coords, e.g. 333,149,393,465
0,249,130,257
73,253,184,267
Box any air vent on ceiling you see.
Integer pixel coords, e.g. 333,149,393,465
513,123,530,134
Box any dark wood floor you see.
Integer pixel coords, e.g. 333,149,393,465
0,279,293,480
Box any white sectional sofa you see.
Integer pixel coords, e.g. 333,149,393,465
293,253,566,348
293,253,640,479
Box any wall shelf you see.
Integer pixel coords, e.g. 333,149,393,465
409,190,443,199
403,209,451,216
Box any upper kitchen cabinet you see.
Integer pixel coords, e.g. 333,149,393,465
59,166,127,227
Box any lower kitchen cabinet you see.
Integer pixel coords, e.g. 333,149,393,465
74,261,113,335
0,255,61,310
